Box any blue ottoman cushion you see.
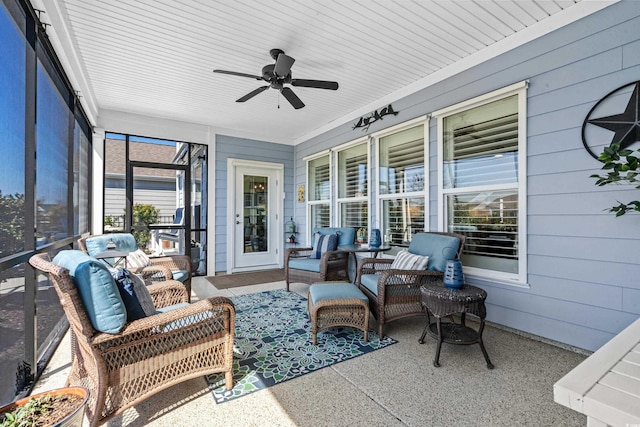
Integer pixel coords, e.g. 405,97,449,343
309,282,368,304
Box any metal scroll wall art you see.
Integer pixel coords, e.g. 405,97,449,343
582,80,640,161
353,104,399,132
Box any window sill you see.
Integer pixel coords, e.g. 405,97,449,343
464,271,529,290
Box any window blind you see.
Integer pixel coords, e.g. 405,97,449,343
449,191,518,262
384,137,424,193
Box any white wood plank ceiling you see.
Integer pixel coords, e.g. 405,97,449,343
33,0,616,144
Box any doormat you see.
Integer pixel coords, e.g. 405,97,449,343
206,289,396,403
206,269,284,289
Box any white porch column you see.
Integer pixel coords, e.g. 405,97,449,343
91,128,105,235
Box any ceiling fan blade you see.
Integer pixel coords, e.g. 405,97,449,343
274,53,295,77
290,79,339,90
236,86,269,102
281,87,305,109
213,69,262,80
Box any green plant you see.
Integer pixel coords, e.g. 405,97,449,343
0,191,24,257
130,204,159,249
1,394,55,427
590,142,640,216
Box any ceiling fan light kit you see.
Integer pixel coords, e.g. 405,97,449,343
213,48,339,109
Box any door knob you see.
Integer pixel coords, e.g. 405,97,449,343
236,220,241,224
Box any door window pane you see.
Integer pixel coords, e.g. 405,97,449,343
244,175,268,253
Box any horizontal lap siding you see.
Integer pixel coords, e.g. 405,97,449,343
293,1,640,351
215,135,294,272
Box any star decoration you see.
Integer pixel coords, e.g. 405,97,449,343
588,82,640,149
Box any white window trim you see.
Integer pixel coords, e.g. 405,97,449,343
435,82,528,286
305,151,332,238
374,118,430,245
332,137,371,228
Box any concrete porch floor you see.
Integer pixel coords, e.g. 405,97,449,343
33,277,588,426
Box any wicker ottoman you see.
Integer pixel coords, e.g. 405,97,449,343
307,281,370,344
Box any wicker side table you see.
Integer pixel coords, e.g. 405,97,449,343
308,282,370,344
419,282,494,369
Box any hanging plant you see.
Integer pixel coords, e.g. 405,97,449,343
590,142,640,216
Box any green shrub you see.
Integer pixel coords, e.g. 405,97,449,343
131,204,159,249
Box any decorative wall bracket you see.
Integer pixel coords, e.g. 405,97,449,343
353,104,399,132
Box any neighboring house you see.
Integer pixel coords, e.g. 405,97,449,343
104,138,180,226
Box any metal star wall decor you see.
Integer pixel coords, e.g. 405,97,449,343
582,81,640,160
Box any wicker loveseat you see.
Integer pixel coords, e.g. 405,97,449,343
30,252,235,426
78,233,192,301
284,227,355,291
356,232,465,338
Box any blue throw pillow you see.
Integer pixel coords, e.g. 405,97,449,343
53,250,127,334
310,232,338,259
110,268,153,322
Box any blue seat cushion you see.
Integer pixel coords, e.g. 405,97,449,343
360,273,382,296
288,258,321,273
171,269,189,283
85,233,138,257
408,233,461,272
53,250,126,333
309,283,368,304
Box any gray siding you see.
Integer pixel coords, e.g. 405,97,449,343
214,135,294,272
292,1,640,352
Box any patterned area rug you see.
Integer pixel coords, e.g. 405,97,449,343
206,289,396,403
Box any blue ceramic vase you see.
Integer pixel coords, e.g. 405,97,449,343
369,229,381,248
443,259,465,289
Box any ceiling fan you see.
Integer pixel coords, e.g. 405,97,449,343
213,48,339,109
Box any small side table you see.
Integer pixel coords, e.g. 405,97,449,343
94,250,129,268
419,282,494,369
338,244,391,282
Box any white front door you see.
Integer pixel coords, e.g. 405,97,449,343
229,160,283,272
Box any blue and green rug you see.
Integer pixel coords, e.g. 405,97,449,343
206,289,396,403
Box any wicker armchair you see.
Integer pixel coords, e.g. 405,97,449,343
78,233,192,301
356,232,465,338
30,253,235,427
284,227,355,291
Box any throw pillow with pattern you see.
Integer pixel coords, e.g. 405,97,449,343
310,232,338,259
390,250,430,270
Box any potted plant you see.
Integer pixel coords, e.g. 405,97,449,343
590,142,640,216
0,387,89,427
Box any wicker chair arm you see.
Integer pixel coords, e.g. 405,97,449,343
285,246,313,261
129,265,174,282
356,257,393,283
90,296,235,345
146,280,190,307
149,255,192,273
376,268,443,294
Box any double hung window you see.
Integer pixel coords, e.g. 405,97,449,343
377,124,426,247
437,83,527,283
337,142,368,233
306,154,331,229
